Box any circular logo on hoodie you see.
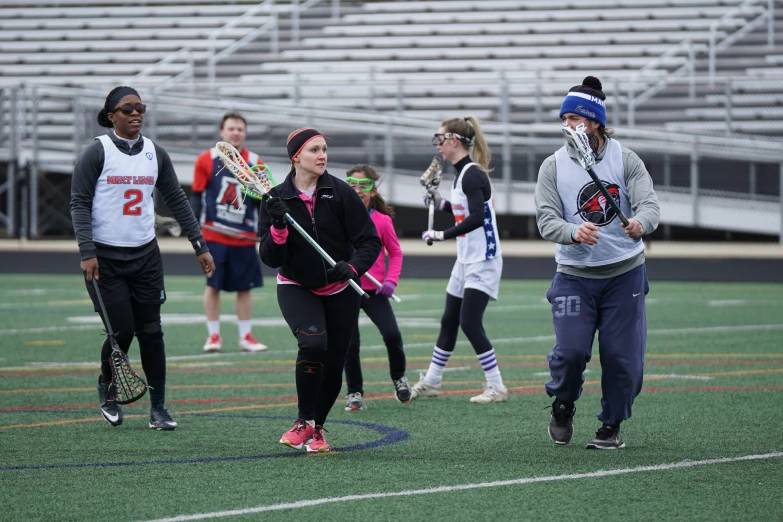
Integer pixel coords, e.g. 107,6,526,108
575,180,621,226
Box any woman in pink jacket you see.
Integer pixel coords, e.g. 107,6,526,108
343,165,409,410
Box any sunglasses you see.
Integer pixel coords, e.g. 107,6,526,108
112,103,147,115
346,176,375,192
431,132,471,146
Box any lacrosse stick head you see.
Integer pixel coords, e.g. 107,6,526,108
215,141,274,201
561,124,596,170
108,347,148,405
420,156,444,189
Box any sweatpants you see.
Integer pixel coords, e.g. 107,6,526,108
277,284,361,425
344,289,405,395
544,264,649,426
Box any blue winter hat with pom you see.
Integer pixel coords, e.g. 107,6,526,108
559,76,607,127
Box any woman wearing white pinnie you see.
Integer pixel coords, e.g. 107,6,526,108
413,116,507,404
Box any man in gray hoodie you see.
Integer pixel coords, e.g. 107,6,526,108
534,76,660,450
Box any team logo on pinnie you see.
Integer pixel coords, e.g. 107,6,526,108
146,152,153,160
575,180,621,226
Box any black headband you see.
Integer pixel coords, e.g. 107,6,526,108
286,128,324,160
106,86,140,112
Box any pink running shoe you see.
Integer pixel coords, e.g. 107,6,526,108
279,419,315,450
203,333,222,353
305,425,330,453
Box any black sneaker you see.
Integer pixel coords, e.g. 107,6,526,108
548,398,575,445
586,424,625,450
97,376,123,427
393,376,412,403
149,403,177,430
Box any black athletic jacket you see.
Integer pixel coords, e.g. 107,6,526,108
258,170,381,289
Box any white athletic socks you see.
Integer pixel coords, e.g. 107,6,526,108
207,320,220,336
478,349,505,390
424,347,452,385
238,320,252,338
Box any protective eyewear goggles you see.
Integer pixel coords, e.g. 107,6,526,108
431,132,472,146
112,103,147,115
346,176,375,192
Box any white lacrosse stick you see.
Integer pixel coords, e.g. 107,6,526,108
561,126,630,227
215,141,369,299
420,156,444,246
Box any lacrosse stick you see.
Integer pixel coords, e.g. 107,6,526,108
201,223,261,243
91,279,148,405
561,125,630,227
420,156,444,246
215,141,369,299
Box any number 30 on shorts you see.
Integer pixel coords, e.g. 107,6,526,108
553,296,581,317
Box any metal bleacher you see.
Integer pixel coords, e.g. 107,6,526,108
0,0,782,241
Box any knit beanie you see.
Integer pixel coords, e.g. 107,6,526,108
558,76,607,127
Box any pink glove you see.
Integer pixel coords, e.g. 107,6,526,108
378,281,396,298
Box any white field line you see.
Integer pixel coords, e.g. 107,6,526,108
646,374,712,381
6,323,783,369
141,452,783,522
396,303,549,317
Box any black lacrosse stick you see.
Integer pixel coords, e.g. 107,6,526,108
92,279,148,405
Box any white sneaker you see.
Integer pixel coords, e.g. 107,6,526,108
239,333,268,352
470,383,508,404
409,372,442,400
203,333,222,353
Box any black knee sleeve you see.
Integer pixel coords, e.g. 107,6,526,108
136,321,166,382
136,321,164,350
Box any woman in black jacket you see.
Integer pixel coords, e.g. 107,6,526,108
258,128,381,453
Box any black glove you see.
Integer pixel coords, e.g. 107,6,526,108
326,261,355,284
266,197,289,229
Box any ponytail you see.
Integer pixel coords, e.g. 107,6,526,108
441,116,492,175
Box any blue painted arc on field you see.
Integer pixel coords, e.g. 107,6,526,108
1,414,409,471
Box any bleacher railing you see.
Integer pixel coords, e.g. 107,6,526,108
130,0,342,92
708,0,776,84
628,0,774,122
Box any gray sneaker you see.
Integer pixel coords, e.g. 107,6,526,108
149,403,177,430
586,424,626,450
548,399,575,445
344,392,366,411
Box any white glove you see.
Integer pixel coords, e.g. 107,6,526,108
421,230,445,243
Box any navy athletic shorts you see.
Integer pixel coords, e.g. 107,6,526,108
206,241,263,292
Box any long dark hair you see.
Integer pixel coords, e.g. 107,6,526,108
346,164,394,218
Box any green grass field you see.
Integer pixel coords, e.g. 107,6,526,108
1,274,782,521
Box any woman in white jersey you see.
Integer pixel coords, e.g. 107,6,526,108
412,116,508,404
70,86,215,431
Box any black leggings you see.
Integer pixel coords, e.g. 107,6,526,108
96,297,166,404
344,290,405,395
436,288,493,355
277,284,361,425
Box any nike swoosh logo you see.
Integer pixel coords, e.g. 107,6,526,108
102,408,119,423
633,292,642,297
